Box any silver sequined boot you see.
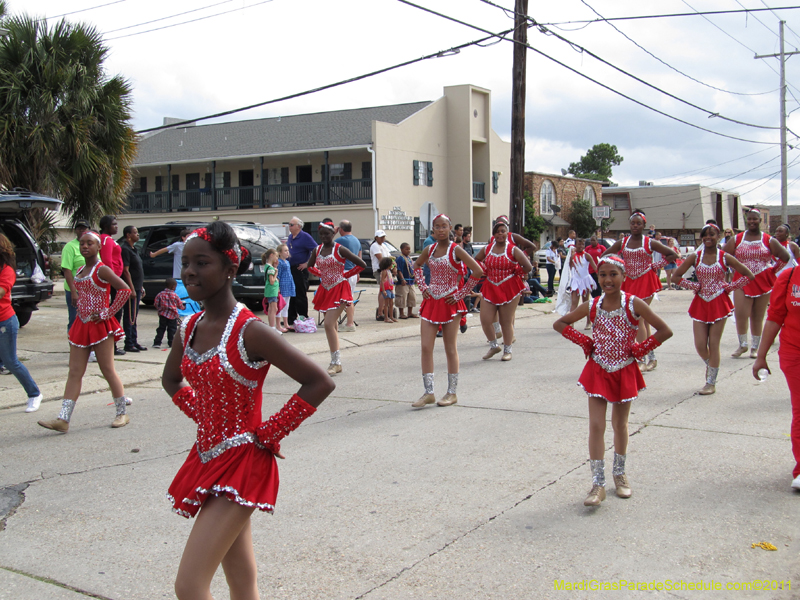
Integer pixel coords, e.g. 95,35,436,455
412,373,435,408
327,350,342,376
699,366,718,395
750,335,761,359
37,399,75,433
112,396,130,428
585,459,606,506
438,373,458,406
612,453,631,498
483,338,501,360
732,334,748,357
502,344,513,361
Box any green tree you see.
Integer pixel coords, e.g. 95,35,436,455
0,14,136,226
568,199,614,239
567,143,623,182
523,191,546,242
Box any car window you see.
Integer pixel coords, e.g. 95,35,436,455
231,225,281,258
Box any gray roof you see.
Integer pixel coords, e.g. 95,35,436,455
134,101,433,166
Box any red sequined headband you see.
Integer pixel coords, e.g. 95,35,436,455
629,211,646,224
186,227,248,266
597,254,626,273
318,221,336,231
433,213,451,224
703,222,720,232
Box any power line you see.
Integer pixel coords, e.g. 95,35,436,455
135,28,515,134
36,0,126,21
396,0,780,144
103,0,234,35
536,4,800,26
105,0,274,40
658,147,777,183
735,0,782,38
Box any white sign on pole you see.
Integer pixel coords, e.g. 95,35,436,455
592,205,610,219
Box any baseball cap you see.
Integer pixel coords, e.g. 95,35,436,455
375,229,386,237
74,219,91,229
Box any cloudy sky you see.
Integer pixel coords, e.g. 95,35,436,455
16,0,800,206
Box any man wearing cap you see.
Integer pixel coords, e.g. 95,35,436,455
62,219,90,331
370,230,391,320
286,216,318,327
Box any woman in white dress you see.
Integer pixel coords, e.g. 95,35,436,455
568,238,598,329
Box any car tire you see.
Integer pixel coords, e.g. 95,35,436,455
15,307,33,327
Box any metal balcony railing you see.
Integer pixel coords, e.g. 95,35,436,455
472,181,485,202
126,179,373,213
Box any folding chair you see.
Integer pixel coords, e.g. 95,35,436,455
316,289,366,326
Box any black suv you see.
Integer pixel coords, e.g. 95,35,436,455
0,190,59,326
135,221,281,307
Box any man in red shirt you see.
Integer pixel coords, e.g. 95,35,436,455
99,216,126,355
585,235,607,298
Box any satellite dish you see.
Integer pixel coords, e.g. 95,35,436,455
561,168,568,176
552,204,562,214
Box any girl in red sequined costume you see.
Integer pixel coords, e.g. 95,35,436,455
773,223,800,276
671,222,754,395
307,219,365,376
554,255,672,507
161,221,334,600
411,214,483,408
722,209,791,358
474,221,532,361
38,232,132,433
602,211,677,372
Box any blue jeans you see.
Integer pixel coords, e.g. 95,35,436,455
0,315,40,397
65,290,78,331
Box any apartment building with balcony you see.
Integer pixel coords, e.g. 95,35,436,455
121,84,511,249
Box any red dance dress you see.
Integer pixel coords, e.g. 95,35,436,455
481,239,525,306
311,244,354,312
419,242,467,324
620,235,662,300
578,292,645,403
167,304,278,518
733,232,776,297
68,262,125,348
687,248,734,323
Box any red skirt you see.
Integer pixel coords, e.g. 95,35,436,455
68,317,125,348
313,280,353,312
482,276,525,306
688,293,733,323
578,359,645,403
733,269,776,298
419,296,467,324
621,269,661,300
167,442,279,518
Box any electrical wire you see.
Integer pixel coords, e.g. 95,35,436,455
103,1,234,35
135,28,515,134
396,0,780,144
658,147,777,182
535,4,800,26
105,0,274,40
36,0,126,21
735,0,782,38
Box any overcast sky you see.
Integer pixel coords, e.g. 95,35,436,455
16,0,800,206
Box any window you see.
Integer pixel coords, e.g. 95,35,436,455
215,172,231,188
583,185,596,204
138,177,147,193
324,162,352,181
171,174,179,191
362,161,371,180
413,160,433,187
492,171,499,194
155,176,163,192
540,180,555,214
611,194,630,210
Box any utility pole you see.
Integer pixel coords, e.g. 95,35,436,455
755,21,800,224
509,0,528,235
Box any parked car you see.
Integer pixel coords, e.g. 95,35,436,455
535,238,617,268
0,190,59,326
135,221,281,307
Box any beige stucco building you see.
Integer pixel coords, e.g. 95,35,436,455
602,184,745,245
119,84,511,249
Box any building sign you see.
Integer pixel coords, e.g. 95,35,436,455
381,206,414,230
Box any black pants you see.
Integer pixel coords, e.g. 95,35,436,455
527,277,548,298
288,266,309,325
590,272,602,298
123,288,141,348
154,315,179,347
110,287,124,347
546,264,557,293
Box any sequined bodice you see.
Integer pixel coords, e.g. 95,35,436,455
735,234,772,275
590,292,639,372
74,262,110,323
316,244,346,290
620,236,653,280
181,304,270,463
774,239,790,273
694,248,728,302
484,240,517,285
428,242,461,299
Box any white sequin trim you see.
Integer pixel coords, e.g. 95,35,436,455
195,432,266,464
237,318,270,369
577,382,639,403
195,485,275,512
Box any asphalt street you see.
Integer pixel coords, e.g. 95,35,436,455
0,287,797,599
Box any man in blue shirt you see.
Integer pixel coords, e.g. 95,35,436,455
422,232,435,285
286,216,318,327
337,219,362,331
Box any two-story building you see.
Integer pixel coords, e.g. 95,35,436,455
120,84,511,250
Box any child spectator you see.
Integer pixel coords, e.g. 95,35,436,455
395,242,418,319
379,256,397,323
153,277,185,348
262,249,280,331
277,244,294,333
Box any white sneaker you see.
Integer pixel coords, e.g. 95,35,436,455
88,351,97,363
125,396,133,406
25,394,43,413
792,475,800,490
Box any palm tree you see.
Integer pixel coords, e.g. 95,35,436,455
0,13,136,227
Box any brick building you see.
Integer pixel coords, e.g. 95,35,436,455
524,172,603,246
